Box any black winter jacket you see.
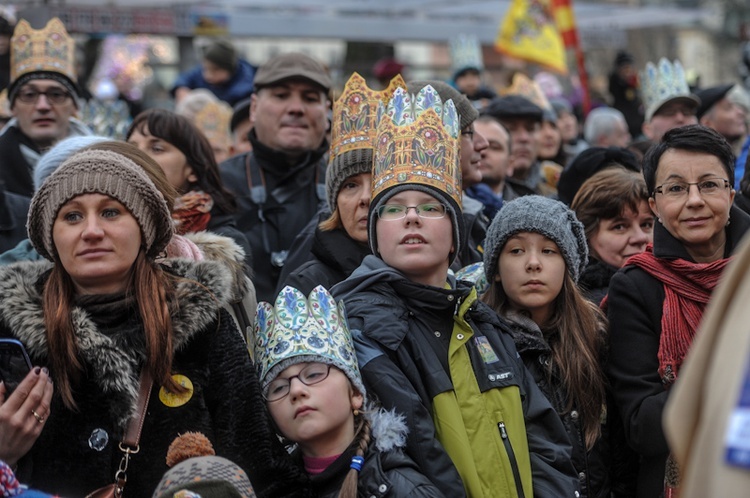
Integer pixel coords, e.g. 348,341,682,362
503,311,611,498
606,205,750,497
0,259,308,498
0,185,30,254
303,408,444,498
578,258,619,306
219,130,328,301
333,256,579,498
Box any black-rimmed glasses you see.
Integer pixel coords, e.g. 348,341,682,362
265,363,332,402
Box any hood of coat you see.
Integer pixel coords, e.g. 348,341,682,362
0,257,234,428
181,230,252,303
367,405,409,453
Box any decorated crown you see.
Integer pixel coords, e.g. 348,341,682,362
10,18,76,88
253,285,365,396
502,73,553,114
330,72,407,161
372,85,462,206
450,34,484,76
194,99,233,150
640,58,697,121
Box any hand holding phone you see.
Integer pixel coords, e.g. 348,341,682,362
0,339,33,395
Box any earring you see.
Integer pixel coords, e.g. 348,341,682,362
353,409,360,416
727,218,731,227
658,218,662,224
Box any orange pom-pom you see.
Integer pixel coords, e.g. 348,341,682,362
165,431,216,468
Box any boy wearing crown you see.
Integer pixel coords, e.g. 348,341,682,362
333,85,578,497
0,18,91,198
640,58,700,143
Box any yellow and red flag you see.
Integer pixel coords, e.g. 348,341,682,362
495,0,567,73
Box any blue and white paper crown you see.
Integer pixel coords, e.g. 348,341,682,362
254,285,365,396
450,34,484,76
640,58,698,121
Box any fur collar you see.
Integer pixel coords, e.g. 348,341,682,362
181,230,251,302
0,258,234,428
503,310,550,355
367,405,408,453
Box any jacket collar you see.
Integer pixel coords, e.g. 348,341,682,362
248,128,329,176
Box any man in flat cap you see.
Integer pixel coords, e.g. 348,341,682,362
695,83,748,189
219,52,331,301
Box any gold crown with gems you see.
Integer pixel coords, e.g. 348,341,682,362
11,18,76,87
330,72,407,161
371,85,462,206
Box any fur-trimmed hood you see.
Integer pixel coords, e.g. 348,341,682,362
367,405,409,453
0,257,235,429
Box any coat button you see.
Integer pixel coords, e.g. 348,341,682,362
434,331,441,338
457,333,464,340
379,483,388,492
447,295,455,301
570,410,579,420
575,492,580,498
579,471,586,480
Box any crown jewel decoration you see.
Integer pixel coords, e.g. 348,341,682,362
254,285,361,391
11,18,76,85
450,34,484,75
372,85,461,206
330,72,407,161
640,58,692,121
194,100,233,150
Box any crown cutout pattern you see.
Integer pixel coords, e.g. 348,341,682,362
372,85,461,206
450,34,484,75
330,72,407,161
640,58,692,120
11,18,76,85
194,99,233,149
254,285,359,386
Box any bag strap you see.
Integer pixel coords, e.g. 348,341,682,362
122,369,152,447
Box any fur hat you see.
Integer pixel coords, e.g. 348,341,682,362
28,149,174,261
33,135,110,191
254,285,366,397
203,40,238,73
153,432,255,498
483,196,588,283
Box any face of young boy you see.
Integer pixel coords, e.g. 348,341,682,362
266,362,363,457
375,190,455,288
496,232,566,326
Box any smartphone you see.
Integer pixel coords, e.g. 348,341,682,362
0,338,33,396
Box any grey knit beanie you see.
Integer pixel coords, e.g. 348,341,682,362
28,149,174,261
325,148,373,212
407,79,478,130
483,196,588,283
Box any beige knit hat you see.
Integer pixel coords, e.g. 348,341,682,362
28,149,174,261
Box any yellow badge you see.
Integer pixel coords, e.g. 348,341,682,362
159,374,194,408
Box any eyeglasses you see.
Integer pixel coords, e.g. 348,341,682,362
654,178,730,198
376,203,448,221
16,88,72,105
265,363,331,402
461,129,475,140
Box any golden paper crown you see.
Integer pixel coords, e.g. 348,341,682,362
372,85,461,206
330,72,407,160
11,18,76,87
194,99,233,149
502,73,552,114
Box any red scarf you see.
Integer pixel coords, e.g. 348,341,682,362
627,244,730,386
172,190,214,235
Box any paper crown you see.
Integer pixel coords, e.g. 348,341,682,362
502,73,553,114
450,34,484,76
640,58,698,121
330,72,407,161
10,18,76,88
372,85,462,206
253,285,365,396
194,99,233,149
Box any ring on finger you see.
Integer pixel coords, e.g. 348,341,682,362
31,409,44,424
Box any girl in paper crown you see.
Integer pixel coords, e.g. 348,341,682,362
481,195,616,498
254,285,442,498
332,85,579,497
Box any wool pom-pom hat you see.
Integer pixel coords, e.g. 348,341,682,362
254,285,366,398
28,148,174,261
483,195,589,283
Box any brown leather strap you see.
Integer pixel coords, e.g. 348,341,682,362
122,369,152,448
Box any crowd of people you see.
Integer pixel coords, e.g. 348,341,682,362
1,14,750,498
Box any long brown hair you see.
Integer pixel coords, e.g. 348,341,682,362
336,412,372,498
482,272,607,449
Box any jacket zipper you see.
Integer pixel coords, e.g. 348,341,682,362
498,421,526,498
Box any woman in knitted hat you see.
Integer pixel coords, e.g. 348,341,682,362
333,85,578,497
0,144,307,496
481,195,611,498
126,108,251,267
256,285,442,498
571,167,654,305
